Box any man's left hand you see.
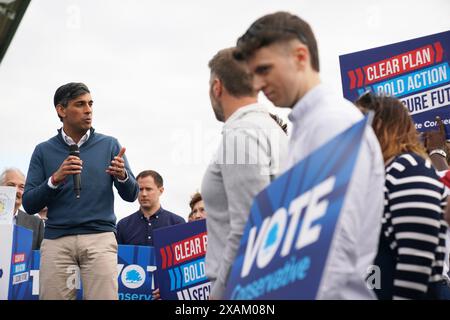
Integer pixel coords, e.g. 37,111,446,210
106,147,127,180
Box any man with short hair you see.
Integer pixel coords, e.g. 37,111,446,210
0,168,44,250
116,170,185,246
23,82,139,300
235,12,385,299
202,47,288,299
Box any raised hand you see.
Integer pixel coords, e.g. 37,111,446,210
106,147,127,180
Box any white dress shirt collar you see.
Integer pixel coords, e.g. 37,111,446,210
61,128,90,147
13,209,19,224
288,83,326,125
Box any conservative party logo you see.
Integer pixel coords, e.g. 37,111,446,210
121,265,146,289
255,219,284,270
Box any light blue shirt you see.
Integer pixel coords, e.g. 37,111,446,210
284,84,385,299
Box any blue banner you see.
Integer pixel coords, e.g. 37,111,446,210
153,219,210,300
339,30,450,138
8,225,32,300
20,245,156,300
224,116,369,299
117,245,156,300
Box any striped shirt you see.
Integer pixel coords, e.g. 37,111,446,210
374,152,448,300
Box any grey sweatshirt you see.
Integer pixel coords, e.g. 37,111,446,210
202,103,288,299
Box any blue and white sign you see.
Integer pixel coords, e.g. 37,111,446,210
0,224,33,300
117,245,157,300
24,245,156,300
153,219,210,300
224,117,369,300
0,187,17,300
4,225,33,300
339,30,450,138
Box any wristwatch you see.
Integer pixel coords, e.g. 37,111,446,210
429,149,447,158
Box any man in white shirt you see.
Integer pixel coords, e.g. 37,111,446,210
235,11,385,299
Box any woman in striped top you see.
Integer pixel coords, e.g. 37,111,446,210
356,93,448,300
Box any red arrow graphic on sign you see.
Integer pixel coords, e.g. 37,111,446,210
348,70,357,89
166,245,173,267
160,248,167,269
356,68,364,88
434,41,443,62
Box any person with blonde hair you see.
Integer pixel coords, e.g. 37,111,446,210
356,93,449,300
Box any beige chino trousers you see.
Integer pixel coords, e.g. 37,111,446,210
39,232,118,300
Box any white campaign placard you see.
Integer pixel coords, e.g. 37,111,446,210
0,224,14,299
0,186,16,299
0,186,16,225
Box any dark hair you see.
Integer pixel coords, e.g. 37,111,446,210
189,192,202,211
136,170,163,187
235,11,319,72
355,92,427,162
269,113,288,134
54,82,90,122
208,47,256,97
54,82,90,107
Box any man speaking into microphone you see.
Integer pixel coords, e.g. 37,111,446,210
23,82,139,300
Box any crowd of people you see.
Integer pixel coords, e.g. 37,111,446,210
2,11,450,300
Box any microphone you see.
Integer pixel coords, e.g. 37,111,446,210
69,144,81,199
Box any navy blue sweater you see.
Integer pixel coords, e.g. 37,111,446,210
23,128,139,239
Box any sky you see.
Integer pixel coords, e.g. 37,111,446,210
0,0,449,222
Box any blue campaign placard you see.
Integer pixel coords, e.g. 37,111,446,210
20,245,156,300
22,250,40,300
153,219,210,300
339,30,450,138
8,225,32,300
224,116,368,300
117,245,156,301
